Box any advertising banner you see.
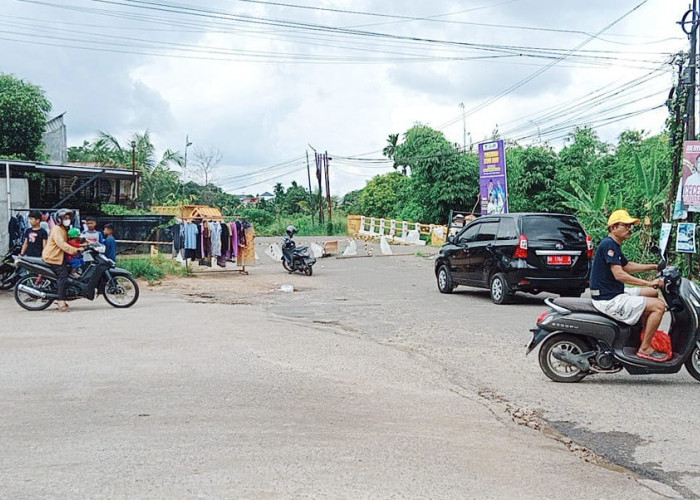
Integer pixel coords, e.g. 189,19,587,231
677,222,696,253
478,140,508,215
679,141,700,214
659,222,672,256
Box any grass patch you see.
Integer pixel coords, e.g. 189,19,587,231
116,256,190,283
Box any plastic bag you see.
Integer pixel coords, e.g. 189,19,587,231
640,329,672,358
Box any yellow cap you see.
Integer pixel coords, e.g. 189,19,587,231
607,209,640,227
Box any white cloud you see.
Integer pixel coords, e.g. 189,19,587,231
0,0,687,195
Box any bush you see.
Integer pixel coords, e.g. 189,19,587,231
239,207,275,227
116,256,189,283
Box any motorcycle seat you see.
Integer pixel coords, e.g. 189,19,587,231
19,256,49,266
550,297,599,314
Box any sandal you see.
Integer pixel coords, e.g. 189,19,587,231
57,303,70,312
636,350,669,362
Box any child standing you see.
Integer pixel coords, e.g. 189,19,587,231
66,228,84,278
20,210,48,257
103,223,117,262
82,216,104,244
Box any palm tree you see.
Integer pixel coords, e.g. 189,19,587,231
383,133,408,175
94,131,184,206
383,133,398,160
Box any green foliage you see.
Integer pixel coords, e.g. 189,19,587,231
394,124,477,222
238,207,275,227
341,189,362,214
101,204,150,215
116,256,189,283
0,74,51,160
506,145,559,212
358,171,408,218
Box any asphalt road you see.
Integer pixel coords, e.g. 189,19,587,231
0,237,695,498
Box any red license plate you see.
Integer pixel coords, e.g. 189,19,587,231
547,255,571,265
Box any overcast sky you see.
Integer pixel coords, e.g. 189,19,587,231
0,0,688,195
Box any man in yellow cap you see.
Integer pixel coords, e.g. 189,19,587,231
589,209,667,362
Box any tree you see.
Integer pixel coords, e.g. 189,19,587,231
394,124,478,223
341,189,363,214
0,74,51,160
358,172,408,218
68,131,184,207
506,145,559,213
191,145,222,186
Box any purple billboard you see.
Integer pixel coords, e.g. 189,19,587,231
478,140,508,215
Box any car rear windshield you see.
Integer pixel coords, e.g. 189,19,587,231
521,216,585,242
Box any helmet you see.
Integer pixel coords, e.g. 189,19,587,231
53,208,74,224
67,228,80,238
286,225,297,237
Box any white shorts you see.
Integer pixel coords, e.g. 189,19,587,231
592,288,646,325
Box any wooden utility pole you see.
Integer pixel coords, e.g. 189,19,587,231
324,151,332,223
305,150,314,225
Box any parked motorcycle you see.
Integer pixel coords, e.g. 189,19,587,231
281,225,316,276
13,243,139,310
0,244,22,290
527,248,700,383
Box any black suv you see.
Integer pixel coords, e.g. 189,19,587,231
435,213,591,304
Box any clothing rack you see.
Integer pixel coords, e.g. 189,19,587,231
177,217,254,275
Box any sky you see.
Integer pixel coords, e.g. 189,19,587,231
0,0,689,196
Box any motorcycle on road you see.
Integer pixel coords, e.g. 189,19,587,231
527,248,700,383
281,225,316,276
0,244,22,291
13,243,139,310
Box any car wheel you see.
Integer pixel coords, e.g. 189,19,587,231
489,272,513,304
437,265,454,294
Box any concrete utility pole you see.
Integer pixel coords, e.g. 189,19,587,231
459,102,466,152
686,1,698,142
183,135,192,182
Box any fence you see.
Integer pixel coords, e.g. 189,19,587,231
346,215,447,246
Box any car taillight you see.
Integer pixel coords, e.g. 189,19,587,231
586,235,593,259
513,234,528,258
536,310,550,324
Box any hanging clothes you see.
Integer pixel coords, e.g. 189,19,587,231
229,222,238,259
220,222,230,256
209,221,222,258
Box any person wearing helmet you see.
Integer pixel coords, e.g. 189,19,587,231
42,209,87,311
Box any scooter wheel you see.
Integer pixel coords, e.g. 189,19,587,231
282,260,293,273
304,265,313,276
538,334,589,383
685,346,700,382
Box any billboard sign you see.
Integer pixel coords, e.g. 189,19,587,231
478,140,508,215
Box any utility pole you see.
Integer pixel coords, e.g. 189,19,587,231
687,2,697,142
324,151,332,223
309,145,324,225
305,150,314,225
679,3,699,270
459,102,466,152
130,140,136,200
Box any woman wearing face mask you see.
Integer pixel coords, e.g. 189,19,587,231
42,209,85,312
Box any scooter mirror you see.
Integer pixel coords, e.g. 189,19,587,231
650,245,661,256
